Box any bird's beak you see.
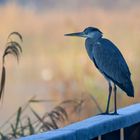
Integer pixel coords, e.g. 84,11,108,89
65,32,86,38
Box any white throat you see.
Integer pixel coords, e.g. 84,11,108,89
87,31,103,41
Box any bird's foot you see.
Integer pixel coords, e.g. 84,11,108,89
99,111,119,115
99,111,110,115
110,112,119,115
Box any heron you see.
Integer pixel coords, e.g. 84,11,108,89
65,27,134,115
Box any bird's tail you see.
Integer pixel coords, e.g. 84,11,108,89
122,80,134,97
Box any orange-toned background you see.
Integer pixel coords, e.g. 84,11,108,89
0,1,140,125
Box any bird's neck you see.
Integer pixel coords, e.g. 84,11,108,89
85,38,94,60
90,33,103,43
85,36,102,60
86,37,102,46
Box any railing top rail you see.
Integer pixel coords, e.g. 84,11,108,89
19,103,140,140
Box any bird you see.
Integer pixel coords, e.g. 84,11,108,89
65,27,134,115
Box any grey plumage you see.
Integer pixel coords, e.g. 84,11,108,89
86,38,134,97
65,27,134,114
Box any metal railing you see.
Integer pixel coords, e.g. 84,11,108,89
19,103,140,140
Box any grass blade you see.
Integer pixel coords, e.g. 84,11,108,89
10,124,17,138
15,107,22,132
0,132,8,140
8,32,23,42
19,121,25,137
27,117,35,135
0,66,6,101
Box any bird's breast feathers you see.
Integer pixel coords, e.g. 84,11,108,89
88,38,131,83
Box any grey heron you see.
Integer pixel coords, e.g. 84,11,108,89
65,27,134,115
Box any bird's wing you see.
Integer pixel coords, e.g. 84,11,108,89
92,38,131,84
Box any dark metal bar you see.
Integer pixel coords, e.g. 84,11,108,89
91,137,98,140
124,122,140,140
101,129,120,140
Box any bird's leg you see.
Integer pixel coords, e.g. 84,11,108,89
105,82,112,114
113,84,119,115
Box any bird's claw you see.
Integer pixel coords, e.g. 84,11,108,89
110,112,119,115
99,111,119,115
99,112,110,115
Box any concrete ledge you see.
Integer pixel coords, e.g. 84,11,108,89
19,103,140,140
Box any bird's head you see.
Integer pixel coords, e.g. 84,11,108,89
65,27,103,39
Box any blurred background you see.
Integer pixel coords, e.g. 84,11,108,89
0,0,140,127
